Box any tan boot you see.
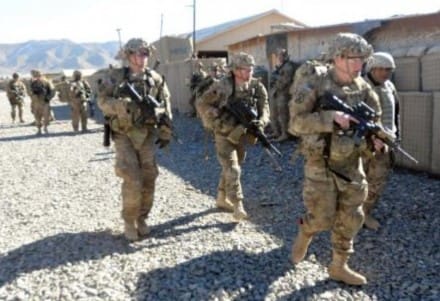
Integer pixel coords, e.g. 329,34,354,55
328,252,367,285
137,219,150,236
216,191,234,212
124,222,139,241
291,227,313,264
232,201,248,222
364,214,380,230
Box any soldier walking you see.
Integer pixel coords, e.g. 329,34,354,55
288,33,384,285
97,38,173,241
196,52,270,221
28,70,55,134
363,52,400,230
6,72,26,123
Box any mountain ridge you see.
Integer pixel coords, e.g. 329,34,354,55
0,39,119,76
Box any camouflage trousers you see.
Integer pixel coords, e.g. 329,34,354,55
31,98,51,129
300,158,367,254
113,132,158,225
70,100,88,131
363,151,392,215
269,92,289,136
214,133,246,204
10,102,24,122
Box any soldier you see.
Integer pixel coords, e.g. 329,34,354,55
189,61,208,116
269,49,299,142
55,75,71,103
288,33,383,285
70,70,92,132
97,38,173,241
362,52,400,230
28,70,55,134
6,72,26,123
194,63,225,101
196,52,270,221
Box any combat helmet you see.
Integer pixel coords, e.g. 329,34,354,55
73,70,82,79
230,52,255,69
365,52,396,72
31,69,42,77
328,33,373,59
12,72,19,79
276,48,289,62
124,38,150,56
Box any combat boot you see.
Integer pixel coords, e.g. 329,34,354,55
291,226,313,264
36,128,42,135
216,191,234,211
364,214,380,230
226,125,246,145
232,200,248,222
328,252,367,285
124,221,139,241
137,218,150,236
43,126,49,134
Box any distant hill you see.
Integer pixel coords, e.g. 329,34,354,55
0,39,120,76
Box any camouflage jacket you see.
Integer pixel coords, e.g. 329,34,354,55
196,72,269,134
6,79,26,104
289,62,381,164
70,79,92,103
29,78,55,103
97,67,172,136
364,75,400,139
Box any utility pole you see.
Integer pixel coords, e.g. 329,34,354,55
116,28,122,49
160,14,164,38
192,0,196,58
186,1,197,58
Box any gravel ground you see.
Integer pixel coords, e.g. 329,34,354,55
0,91,439,301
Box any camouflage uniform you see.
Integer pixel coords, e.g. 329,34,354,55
55,76,71,103
70,70,92,132
289,33,379,285
6,73,26,123
269,49,299,141
189,62,208,116
363,52,400,230
28,70,55,134
97,38,173,241
196,52,269,221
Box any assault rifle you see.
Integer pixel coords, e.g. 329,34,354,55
103,116,111,147
223,100,283,171
120,81,180,144
319,92,418,164
72,83,95,117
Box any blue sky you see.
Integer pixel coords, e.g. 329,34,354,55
0,0,439,44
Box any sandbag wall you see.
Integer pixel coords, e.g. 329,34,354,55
393,46,440,175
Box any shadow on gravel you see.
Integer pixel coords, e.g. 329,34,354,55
149,208,236,240
0,230,138,287
0,127,102,142
135,246,292,300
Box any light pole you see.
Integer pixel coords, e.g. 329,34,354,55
116,28,122,49
186,0,196,58
192,0,196,58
